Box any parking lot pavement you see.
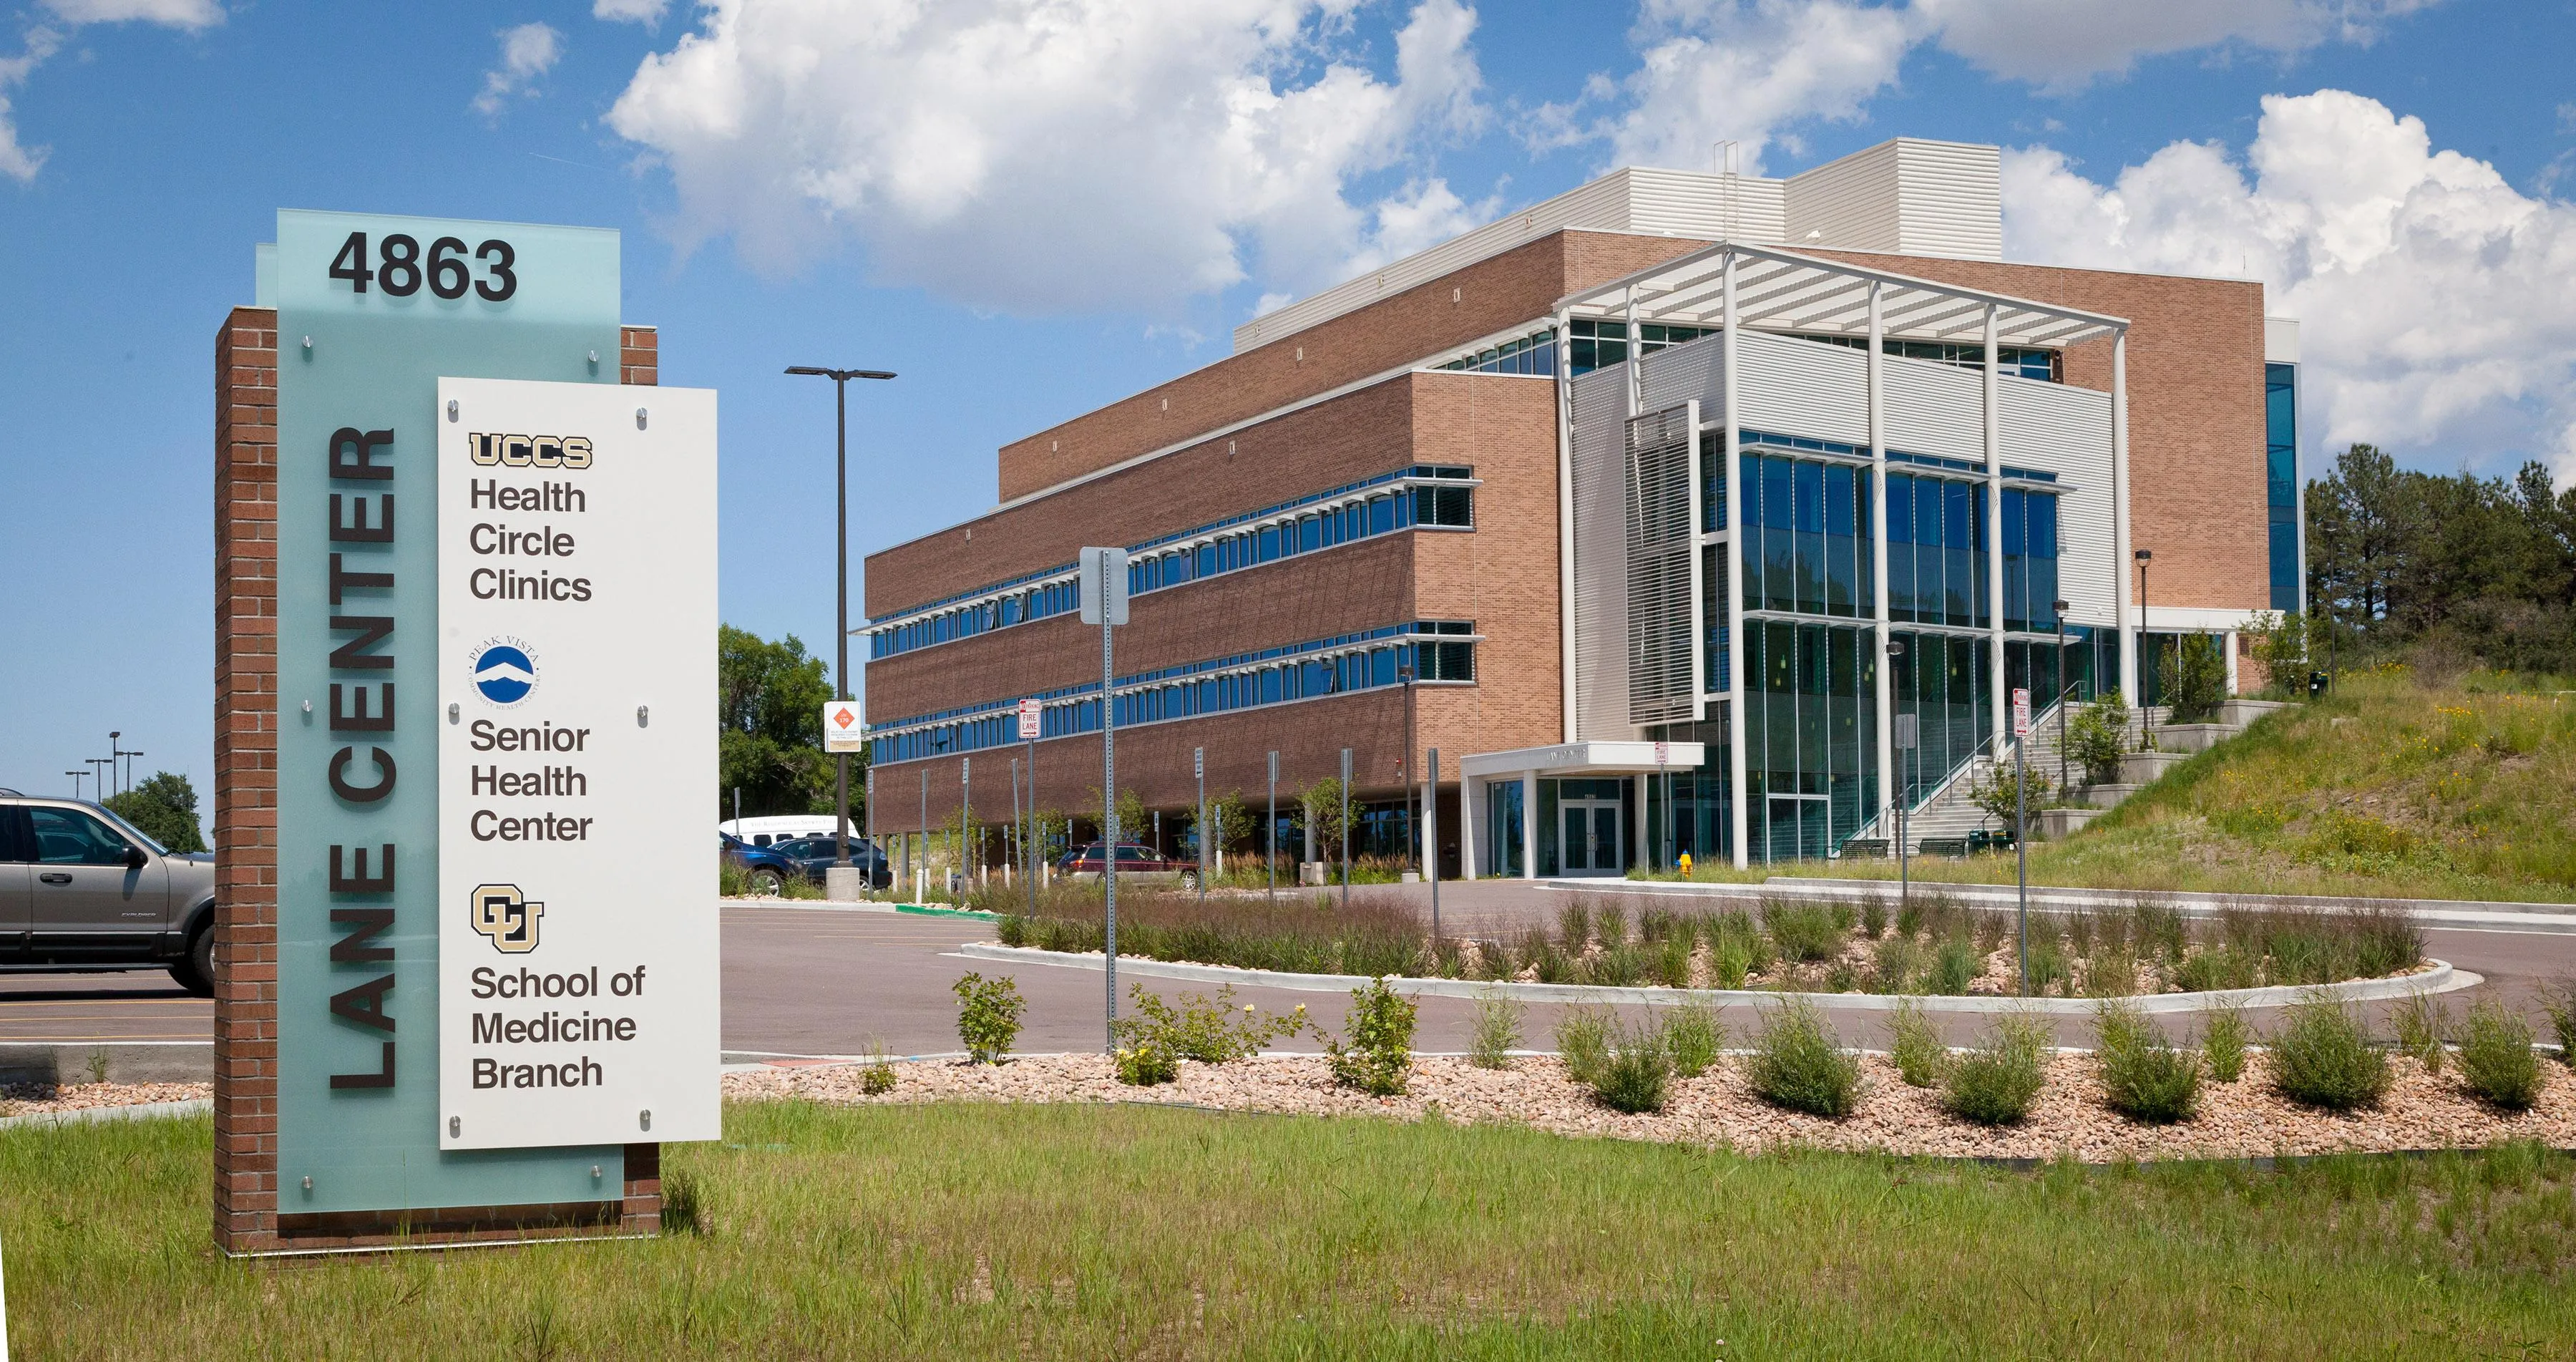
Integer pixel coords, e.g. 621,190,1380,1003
0,971,212,1043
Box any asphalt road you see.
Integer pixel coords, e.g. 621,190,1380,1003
6,882,2575,1056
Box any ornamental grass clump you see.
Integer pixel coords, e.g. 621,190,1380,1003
2542,978,2576,1066
2391,991,2451,1074
1746,999,1859,1119
2455,1000,2542,1112
1885,997,1948,1089
2092,998,2200,1124
1765,900,1844,963
1941,1013,2050,1127
1325,978,1417,1096
2200,1002,2251,1083
1591,1019,1674,1114
2269,993,2390,1112
1554,1006,1614,1088
1926,937,1981,996
859,1041,897,1096
1664,1003,1723,1079
952,973,1025,1065
1468,987,1523,1071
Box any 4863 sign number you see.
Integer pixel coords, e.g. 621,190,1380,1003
329,230,517,301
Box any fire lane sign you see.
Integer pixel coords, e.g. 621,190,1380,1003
437,377,719,1150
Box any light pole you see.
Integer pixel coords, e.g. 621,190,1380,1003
1339,747,1352,908
784,365,896,887
65,770,88,800
2052,599,2072,794
2135,548,2155,747
1400,661,1418,877
109,731,119,797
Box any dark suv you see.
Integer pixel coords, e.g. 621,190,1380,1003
0,794,218,996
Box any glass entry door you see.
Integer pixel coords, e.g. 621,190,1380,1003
1560,800,1624,876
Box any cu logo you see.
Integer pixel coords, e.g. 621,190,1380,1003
469,882,544,954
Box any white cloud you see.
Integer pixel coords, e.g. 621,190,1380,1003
1918,0,2439,88
1601,0,1918,174
474,22,564,119
0,29,65,183
40,0,223,29
605,0,1488,314
2004,90,2576,480
593,0,671,25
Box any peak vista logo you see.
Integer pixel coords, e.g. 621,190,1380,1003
468,636,540,706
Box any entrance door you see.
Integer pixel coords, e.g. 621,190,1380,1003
1560,800,1623,876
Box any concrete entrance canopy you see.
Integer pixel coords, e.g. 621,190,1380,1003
1460,741,1707,880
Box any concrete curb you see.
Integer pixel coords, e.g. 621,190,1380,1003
0,1098,210,1133
718,899,1000,922
0,1041,213,1086
1557,876,2576,932
954,943,2476,1014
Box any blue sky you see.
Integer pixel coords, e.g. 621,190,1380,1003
1,0,2571,808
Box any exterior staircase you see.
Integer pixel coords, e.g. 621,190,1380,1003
1862,698,2290,855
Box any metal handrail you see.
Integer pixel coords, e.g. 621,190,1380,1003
1845,693,2072,845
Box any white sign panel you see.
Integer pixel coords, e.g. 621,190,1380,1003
436,377,720,1151
1016,697,1041,741
823,701,866,754
2011,687,2032,738
1076,546,1128,626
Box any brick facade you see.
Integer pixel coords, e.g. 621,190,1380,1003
211,314,662,1255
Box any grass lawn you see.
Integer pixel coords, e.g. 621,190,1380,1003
1654,668,2576,904
6,1104,2576,1358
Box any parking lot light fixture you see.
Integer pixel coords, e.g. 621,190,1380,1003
785,366,896,872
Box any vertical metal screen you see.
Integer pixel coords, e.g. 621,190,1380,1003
1626,401,1702,726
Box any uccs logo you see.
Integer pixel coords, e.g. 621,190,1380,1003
469,883,545,954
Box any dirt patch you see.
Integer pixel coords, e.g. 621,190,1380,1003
0,1081,210,1120
726,1054,2576,1162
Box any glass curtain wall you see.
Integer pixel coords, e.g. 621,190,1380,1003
1643,716,1732,867
1483,779,1525,877
1744,622,1878,862
1888,631,1992,808
1885,472,1986,628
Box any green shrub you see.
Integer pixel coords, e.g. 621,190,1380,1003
2093,998,2200,1124
1324,978,1417,1096
2067,691,2134,784
1468,988,1523,1071
660,1166,707,1236
1114,1042,1179,1086
2455,1001,2542,1112
1885,997,1948,1089
2020,936,2071,997
1590,1020,1674,1114
1554,1006,1614,1087
1747,1000,1860,1119
859,1040,897,1096
1112,983,1304,1077
2391,991,2451,1074
1766,901,1845,963
1860,898,1888,939
1926,938,1980,996
1664,1003,1723,1079
1652,930,1696,988
1558,902,1592,953
2270,995,2391,1112
2201,1003,2251,1083
1824,962,1861,993
1941,1013,2050,1127
2164,635,2228,725
952,973,1026,1064
2173,945,2261,993
2542,978,2576,1065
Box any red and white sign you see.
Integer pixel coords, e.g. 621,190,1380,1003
1653,741,1671,767
823,701,867,754
1018,698,1043,741
2011,687,2032,737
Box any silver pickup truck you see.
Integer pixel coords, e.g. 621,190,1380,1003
0,794,217,996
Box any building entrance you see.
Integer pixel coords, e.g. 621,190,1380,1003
1560,799,1624,876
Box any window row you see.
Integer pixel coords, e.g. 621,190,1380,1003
868,623,1477,765
867,468,1474,661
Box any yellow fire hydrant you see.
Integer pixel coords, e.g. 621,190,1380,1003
1676,851,1693,877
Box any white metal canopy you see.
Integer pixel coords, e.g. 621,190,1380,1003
1559,240,2127,349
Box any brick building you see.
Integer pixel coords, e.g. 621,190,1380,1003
861,138,2303,875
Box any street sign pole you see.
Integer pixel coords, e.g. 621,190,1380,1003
1194,747,1207,905
1080,548,1128,1049
1018,698,1041,917
1266,751,1278,903
2013,686,2032,996
1892,711,1918,914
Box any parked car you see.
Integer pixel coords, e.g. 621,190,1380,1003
1056,842,1199,889
721,834,803,895
0,793,219,996
765,835,893,890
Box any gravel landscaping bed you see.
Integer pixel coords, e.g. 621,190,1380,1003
724,1053,2576,1162
0,1081,212,1120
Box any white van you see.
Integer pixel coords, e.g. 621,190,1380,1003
719,815,849,847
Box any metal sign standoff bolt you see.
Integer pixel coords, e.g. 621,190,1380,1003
447,399,458,422
635,407,648,429
638,1109,652,1132
448,1117,460,1137
636,705,650,727
448,703,460,724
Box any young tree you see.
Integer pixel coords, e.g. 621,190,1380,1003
1297,776,1350,865
718,625,838,819
2065,691,2132,785
2163,635,2228,724
103,772,207,854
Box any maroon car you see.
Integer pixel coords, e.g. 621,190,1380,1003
1055,842,1199,888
